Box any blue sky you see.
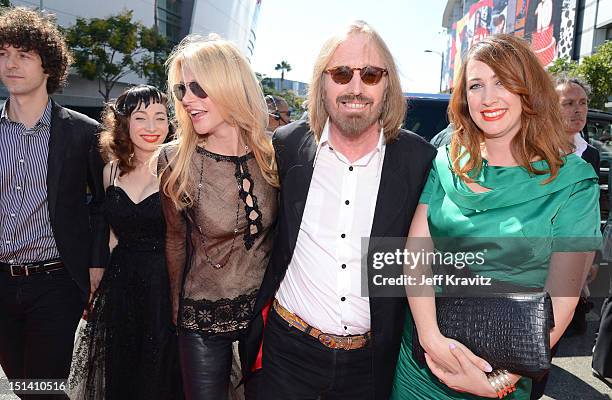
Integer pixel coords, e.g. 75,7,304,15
251,0,449,93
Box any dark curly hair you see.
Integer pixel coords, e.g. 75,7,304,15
0,7,73,94
99,85,174,175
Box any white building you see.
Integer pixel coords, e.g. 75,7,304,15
2,0,263,113
574,0,612,58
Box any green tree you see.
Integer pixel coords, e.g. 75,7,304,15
547,56,579,76
280,89,305,115
137,25,172,91
548,42,612,110
578,41,612,110
0,0,11,7
275,60,291,90
261,77,275,90
64,10,171,101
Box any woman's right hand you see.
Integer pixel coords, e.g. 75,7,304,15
420,332,492,374
425,345,499,398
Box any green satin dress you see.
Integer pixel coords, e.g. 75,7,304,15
390,147,601,400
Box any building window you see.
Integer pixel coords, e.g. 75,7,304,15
157,0,182,45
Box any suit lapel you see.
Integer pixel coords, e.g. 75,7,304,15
368,140,412,309
288,132,317,223
47,101,70,223
370,140,407,238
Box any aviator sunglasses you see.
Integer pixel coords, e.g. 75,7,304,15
173,81,208,101
325,65,388,85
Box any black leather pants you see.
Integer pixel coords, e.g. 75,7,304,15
178,329,239,400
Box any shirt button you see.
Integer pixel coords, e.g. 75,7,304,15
345,200,350,205
341,296,346,302
5,240,10,244
349,166,354,171
344,326,348,330
341,264,347,269
15,186,21,191
341,233,346,238
18,159,24,163
10,213,16,217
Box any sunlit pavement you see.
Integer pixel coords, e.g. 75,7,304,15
542,297,611,400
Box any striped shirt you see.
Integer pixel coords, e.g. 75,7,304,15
0,100,60,263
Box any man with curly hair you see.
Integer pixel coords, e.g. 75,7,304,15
0,7,108,393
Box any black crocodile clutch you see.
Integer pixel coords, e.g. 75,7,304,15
412,292,555,379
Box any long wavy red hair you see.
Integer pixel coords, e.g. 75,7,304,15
448,34,572,183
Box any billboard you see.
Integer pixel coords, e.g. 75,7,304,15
442,0,578,91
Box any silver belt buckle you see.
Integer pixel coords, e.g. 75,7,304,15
10,265,24,276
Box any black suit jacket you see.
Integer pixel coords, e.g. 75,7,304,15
242,120,436,400
581,144,600,174
47,100,108,298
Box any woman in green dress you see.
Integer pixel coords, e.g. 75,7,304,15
390,34,601,399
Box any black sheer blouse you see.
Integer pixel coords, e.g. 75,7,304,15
159,144,277,334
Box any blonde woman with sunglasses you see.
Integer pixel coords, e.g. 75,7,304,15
158,34,278,399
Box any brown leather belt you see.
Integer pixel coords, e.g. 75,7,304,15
273,299,370,350
0,259,64,277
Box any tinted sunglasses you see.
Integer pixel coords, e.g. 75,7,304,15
325,65,388,85
173,81,208,101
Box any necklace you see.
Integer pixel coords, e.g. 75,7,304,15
200,137,249,156
192,142,249,269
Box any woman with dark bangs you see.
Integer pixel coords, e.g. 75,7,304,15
391,35,600,399
68,85,183,399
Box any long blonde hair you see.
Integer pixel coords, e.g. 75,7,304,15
308,20,406,142
161,34,278,210
449,34,571,183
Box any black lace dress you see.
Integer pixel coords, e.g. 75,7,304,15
68,176,182,399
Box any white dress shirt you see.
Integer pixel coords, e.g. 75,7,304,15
573,132,588,157
275,120,386,335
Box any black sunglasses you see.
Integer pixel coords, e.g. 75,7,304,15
173,81,208,101
270,109,291,122
325,65,388,85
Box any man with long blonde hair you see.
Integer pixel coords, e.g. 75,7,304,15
243,21,436,399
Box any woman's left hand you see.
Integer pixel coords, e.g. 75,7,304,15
426,343,504,398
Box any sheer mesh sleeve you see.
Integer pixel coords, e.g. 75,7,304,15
175,147,277,334
158,146,187,322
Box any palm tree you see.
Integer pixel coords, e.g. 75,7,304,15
275,61,292,91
